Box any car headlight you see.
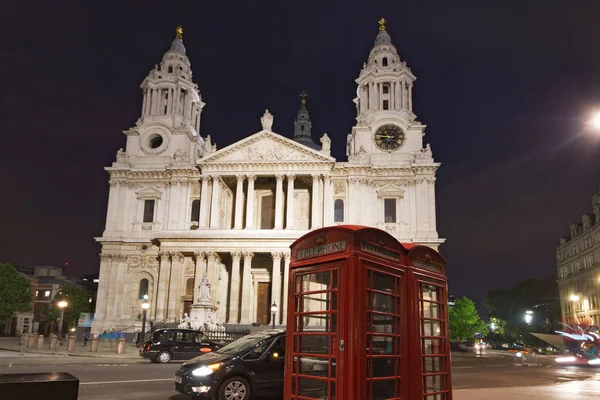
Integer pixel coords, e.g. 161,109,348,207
191,363,221,377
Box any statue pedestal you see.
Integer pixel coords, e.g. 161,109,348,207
189,301,217,331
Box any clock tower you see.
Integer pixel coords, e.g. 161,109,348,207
347,18,426,166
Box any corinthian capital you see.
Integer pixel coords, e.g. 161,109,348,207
231,251,243,262
243,251,254,261
271,251,283,261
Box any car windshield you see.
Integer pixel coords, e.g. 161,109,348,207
216,332,276,355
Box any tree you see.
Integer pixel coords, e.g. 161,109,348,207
0,263,32,323
448,297,488,342
46,285,91,329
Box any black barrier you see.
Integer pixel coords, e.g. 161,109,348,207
0,372,79,400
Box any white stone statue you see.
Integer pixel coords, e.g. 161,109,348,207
178,313,191,329
198,274,212,301
320,133,331,154
261,109,274,131
173,148,186,162
116,148,127,163
420,143,432,158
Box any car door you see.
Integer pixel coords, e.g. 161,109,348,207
240,338,276,391
258,336,286,394
173,330,196,360
194,332,216,354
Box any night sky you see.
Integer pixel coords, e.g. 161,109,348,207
3,0,600,304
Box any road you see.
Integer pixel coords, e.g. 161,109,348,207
0,350,598,399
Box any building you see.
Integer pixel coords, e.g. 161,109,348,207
92,20,444,334
557,187,600,326
2,265,37,336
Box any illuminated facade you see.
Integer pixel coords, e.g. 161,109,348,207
557,187,600,326
92,22,444,334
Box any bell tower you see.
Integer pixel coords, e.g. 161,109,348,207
347,19,428,166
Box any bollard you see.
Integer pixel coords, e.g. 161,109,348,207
27,333,36,348
37,335,44,349
90,334,99,353
67,335,76,352
116,337,126,354
49,334,57,351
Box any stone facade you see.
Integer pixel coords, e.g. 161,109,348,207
92,23,445,334
557,187,600,326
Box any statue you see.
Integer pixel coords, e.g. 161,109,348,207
198,274,212,301
418,143,432,159
178,313,191,329
116,148,127,163
320,133,331,154
260,109,274,131
204,135,213,154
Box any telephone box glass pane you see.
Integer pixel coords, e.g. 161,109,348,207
291,267,339,399
365,268,403,399
418,280,449,399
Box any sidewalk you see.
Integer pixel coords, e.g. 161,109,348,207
0,337,141,360
454,380,600,399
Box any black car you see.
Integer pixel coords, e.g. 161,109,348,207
174,329,285,399
140,328,223,364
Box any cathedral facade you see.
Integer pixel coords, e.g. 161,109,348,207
92,21,444,333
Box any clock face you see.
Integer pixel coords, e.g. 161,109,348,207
374,124,405,151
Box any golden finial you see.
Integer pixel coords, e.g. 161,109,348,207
175,26,183,40
378,17,386,31
300,91,308,106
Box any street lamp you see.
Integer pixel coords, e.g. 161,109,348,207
525,310,533,325
141,295,150,344
271,302,278,329
490,322,496,332
57,300,68,346
569,294,580,302
589,110,600,130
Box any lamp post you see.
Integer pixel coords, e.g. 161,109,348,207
271,302,278,329
57,300,68,346
525,310,533,325
141,295,150,344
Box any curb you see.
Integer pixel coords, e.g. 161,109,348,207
0,347,141,360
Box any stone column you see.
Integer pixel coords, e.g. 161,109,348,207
408,83,413,111
234,175,245,229
228,252,242,324
95,254,112,321
282,253,291,325
311,174,321,229
199,176,211,229
155,252,171,321
193,252,207,304
245,175,256,229
209,176,221,229
285,174,295,229
167,253,184,321
274,174,285,229
240,252,254,324
207,252,221,305
322,175,332,226
318,175,324,226
271,252,282,326
428,178,437,236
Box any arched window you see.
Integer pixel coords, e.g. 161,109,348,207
168,66,173,73
334,199,344,222
139,279,149,299
186,278,194,296
191,199,200,222
382,57,388,67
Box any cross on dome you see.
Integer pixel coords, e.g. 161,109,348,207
300,91,308,107
378,17,386,31
176,26,183,40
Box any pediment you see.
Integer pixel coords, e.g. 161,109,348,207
199,130,334,164
136,186,163,199
376,183,404,197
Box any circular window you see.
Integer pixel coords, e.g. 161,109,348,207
149,134,163,149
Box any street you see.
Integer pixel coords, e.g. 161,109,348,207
1,350,599,399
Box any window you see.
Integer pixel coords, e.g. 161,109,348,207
139,279,149,299
168,66,173,73
383,100,389,110
334,199,344,222
243,338,275,360
383,84,389,94
143,200,155,223
174,331,195,343
191,199,200,222
382,57,388,66
300,125,305,132
384,199,396,223
149,135,163,149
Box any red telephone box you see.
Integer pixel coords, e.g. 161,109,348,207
284,225,451,400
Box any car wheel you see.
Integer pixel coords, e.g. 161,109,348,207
218,377,251,400
156,351,172,364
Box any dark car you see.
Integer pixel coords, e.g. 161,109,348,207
174,329,285,399
140,328,223,364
